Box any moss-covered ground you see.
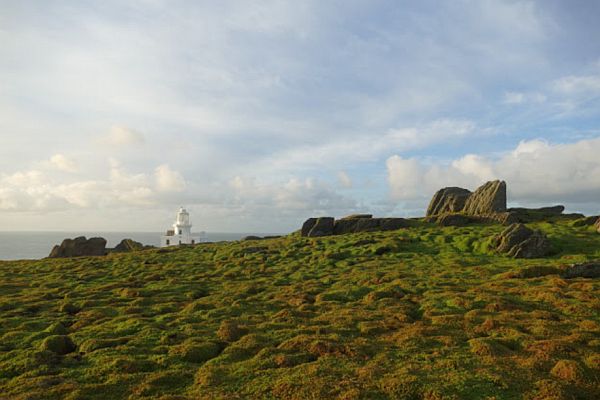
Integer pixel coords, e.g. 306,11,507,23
1,219,599,399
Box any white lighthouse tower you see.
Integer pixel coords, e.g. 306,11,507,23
160,207,207,247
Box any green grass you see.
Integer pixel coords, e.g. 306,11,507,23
1,220,599,399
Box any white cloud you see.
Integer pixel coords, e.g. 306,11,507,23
229,175,356,214
386,137,600,212
552,74,600,95
503,91,546,104
102,126,145,146
0,158,190,211
258,119,479,172
155,164,186,192
48,154,78,172
386,156,425,200
337,171,352,188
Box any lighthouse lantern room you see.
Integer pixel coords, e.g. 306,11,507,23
160,207,206,247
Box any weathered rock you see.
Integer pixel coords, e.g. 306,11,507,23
48,236,107,258
563,213,585,220
595,218,600,233
301,217,335,237
494,223,551,258
507,205,569,223
302,216,409,236
378,218,410,231
436,214,473,227
333,217,409,235
113,238,145,252
340,214,373,220
494,212,520,225
530,205,564,215
300,218,317,236
463,180,507,215
426,187,472,216
242,235,263,241
562,262,600,279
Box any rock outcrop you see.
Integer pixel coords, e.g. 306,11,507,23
340,214,373,220
49,237,107,258
333,217,410,235
506,205,579,223
494,223,551,258
510,205,564,215
112,239,145,252
301,215,410,237
435,214,474,227
463,180,507,215
425,180,508,225
426,187,472,216
242,235,263,241
301,217,335,237
562,262,600,279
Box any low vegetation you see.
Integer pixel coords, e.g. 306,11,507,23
1,219,599,399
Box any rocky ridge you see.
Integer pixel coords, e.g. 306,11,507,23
49,237,107,258
49,237,153,258
301,215,411,237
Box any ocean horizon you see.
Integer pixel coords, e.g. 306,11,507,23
0,231,284,261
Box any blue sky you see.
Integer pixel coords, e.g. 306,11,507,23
1,0,600,232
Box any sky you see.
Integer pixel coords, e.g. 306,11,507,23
1,0,600,233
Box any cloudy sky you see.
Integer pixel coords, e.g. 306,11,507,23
2,0,600,232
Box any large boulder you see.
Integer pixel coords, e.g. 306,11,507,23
49,236,107,258
426,187,472,216
463,180,507,215
494,223,551,258
112,238,145,252
301,217,335,237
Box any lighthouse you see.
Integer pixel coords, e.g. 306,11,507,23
160,207,207,247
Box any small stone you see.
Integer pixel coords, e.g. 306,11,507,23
40,335,76,355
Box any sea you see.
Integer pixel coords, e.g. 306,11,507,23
0,231,282,261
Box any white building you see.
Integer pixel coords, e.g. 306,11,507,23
160,207,207,247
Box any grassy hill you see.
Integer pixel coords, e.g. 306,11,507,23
1,219,599,399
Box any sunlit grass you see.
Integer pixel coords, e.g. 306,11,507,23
0,219,599,399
